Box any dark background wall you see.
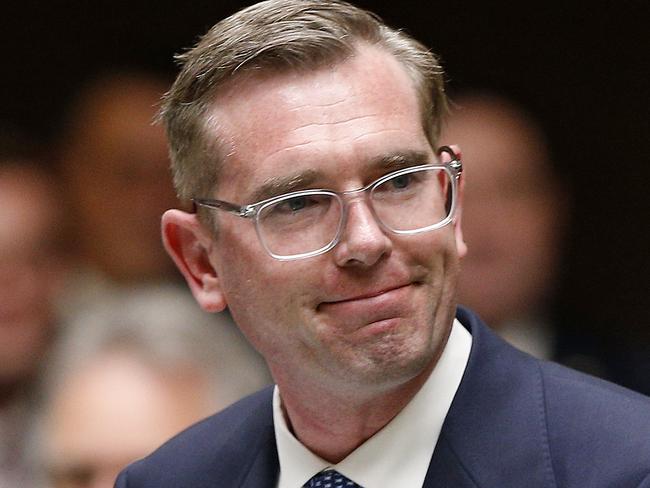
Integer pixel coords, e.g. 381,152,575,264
2,1,648,344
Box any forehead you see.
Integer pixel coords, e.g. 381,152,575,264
206,44,432,197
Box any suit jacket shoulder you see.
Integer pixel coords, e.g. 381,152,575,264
426,307,650,488
115,386,278,488
116,308,650,488
541,359,650,486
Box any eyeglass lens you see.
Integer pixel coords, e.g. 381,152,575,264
256,167,453,258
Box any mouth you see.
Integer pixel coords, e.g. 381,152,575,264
320,283,414,306
316,282,419,330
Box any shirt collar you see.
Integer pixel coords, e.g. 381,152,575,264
274,318,472,488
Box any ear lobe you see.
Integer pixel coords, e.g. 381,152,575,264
161,209,227,312
454,175,468,259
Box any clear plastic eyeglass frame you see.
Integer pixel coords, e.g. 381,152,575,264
193,145,462,261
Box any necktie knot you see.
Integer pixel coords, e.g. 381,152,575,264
303,469,362,487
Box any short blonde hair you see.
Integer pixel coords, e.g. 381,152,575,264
160,0,448,203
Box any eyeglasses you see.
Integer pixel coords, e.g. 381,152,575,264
193,146,462,261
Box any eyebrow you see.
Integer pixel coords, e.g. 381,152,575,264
249,169,322,203
247,149,433,203
372,150,432,171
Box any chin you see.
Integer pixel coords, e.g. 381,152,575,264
348,339,437,389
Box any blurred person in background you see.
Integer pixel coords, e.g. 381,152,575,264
57,71,181,318
0,132,68,487
51,73,272,474
441,91,650,390
36,286,271,488
440,92,568,360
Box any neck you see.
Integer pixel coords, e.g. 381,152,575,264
276,360,435,463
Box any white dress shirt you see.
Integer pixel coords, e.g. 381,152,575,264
274,319,472,488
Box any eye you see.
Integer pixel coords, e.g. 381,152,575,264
272,195,324,215
284,196,308,212
260,193,335,226
390,174,411,189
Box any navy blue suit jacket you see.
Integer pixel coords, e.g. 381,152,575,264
115,307,650,487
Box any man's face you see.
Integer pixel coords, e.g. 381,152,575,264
197,45,465,393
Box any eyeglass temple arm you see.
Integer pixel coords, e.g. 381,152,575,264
192,198,252,218
437,145,463,178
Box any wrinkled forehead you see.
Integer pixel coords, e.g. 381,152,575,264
203,45,425,175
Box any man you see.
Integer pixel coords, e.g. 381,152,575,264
116,1,650,487
440,92,566,359
37,287,269,488
440,92,632,383
0,156,67,487
58,72,180,317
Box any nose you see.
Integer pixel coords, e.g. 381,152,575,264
332,199,392,267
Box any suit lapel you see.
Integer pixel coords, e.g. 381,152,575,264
214,387,279,488
423,435,480,487
422,307,556,487
239,420,279,488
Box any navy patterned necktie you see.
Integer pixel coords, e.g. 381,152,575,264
303,469,362,488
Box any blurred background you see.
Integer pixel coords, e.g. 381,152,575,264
3,0,648,340
0,1,648,486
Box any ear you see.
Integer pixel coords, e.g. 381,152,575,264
442,144,468,259
161,209,227,312
453,170,468,259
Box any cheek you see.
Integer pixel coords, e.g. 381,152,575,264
408,227,459,270
213,225,311,336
